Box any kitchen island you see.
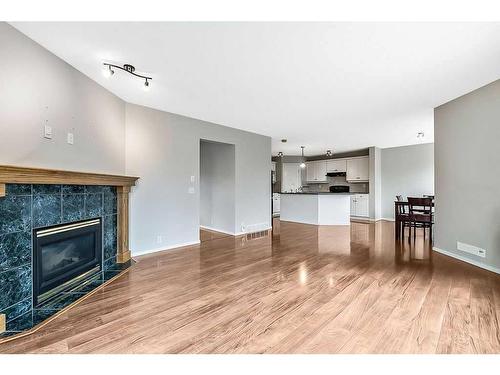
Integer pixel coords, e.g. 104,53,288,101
280,192,351,226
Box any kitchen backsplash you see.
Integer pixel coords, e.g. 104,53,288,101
302,176,369,193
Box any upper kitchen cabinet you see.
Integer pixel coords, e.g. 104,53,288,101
346,157,369,182
282,163,302,192
306,161,327,183
326,159,347,173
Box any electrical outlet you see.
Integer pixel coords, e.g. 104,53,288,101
457,241,486,258
44,125,52,139
67,132,74,145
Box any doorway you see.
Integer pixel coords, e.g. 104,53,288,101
199,140,236,242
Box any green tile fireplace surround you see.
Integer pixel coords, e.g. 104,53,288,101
0,165,138,341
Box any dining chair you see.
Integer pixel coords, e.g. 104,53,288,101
395,201,411,239
407,197,433,241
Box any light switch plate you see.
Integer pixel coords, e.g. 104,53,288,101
44,125,52,139
67,132,74,145
188,187,195,194
190,175,195,183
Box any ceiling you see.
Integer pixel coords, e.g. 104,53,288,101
11,22,500,156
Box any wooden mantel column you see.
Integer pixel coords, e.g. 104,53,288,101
116,186,131,263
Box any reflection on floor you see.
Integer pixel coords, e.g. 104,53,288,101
0,262,132,340
1,220,499,353
200,228,232,242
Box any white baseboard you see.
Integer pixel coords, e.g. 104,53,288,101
133,240,201,257
200,225,236,236
200,225,273,237
432,246,500,275
351,217,394,223
234,226,272,236
350,216,371,223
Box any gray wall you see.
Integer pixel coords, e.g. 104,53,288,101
126,104,272,255
381,143,434,219
435,80,500,272
1,23,272,256
369,146,382,220
0,23,126,174
200,140,236,234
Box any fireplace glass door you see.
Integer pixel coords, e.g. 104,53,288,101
33,219,102,306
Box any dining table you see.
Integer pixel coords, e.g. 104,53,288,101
394,200,435,239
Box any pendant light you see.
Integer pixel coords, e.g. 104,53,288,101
299,146,306,168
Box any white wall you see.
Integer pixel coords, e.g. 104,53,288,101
0,22,126,174
380,143,434,219
435,80,500,273
200,140,236,234
126,104,271,255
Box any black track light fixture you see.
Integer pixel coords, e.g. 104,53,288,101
102,63,152,90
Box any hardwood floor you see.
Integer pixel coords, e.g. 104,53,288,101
1,220,499,354
200,228,231,242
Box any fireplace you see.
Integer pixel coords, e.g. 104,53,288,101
0,166,137,339
33,219,103,306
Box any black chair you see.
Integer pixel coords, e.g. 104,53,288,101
395,198,411,239
407,197,433,241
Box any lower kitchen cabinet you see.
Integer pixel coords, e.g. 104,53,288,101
272,193,280,214
350,194,369,217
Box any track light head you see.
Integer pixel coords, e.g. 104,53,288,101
143,79,150,91
103,65,114,78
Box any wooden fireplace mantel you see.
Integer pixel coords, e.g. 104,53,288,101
0,165,138,187
0,165,139,264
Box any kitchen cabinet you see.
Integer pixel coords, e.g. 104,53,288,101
350,194,369,217
326,159,347,173
272,193,280,214
271,161,277,184
306,161,327,183
282,163,302,192
346,157,369,182
306,162,315,182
